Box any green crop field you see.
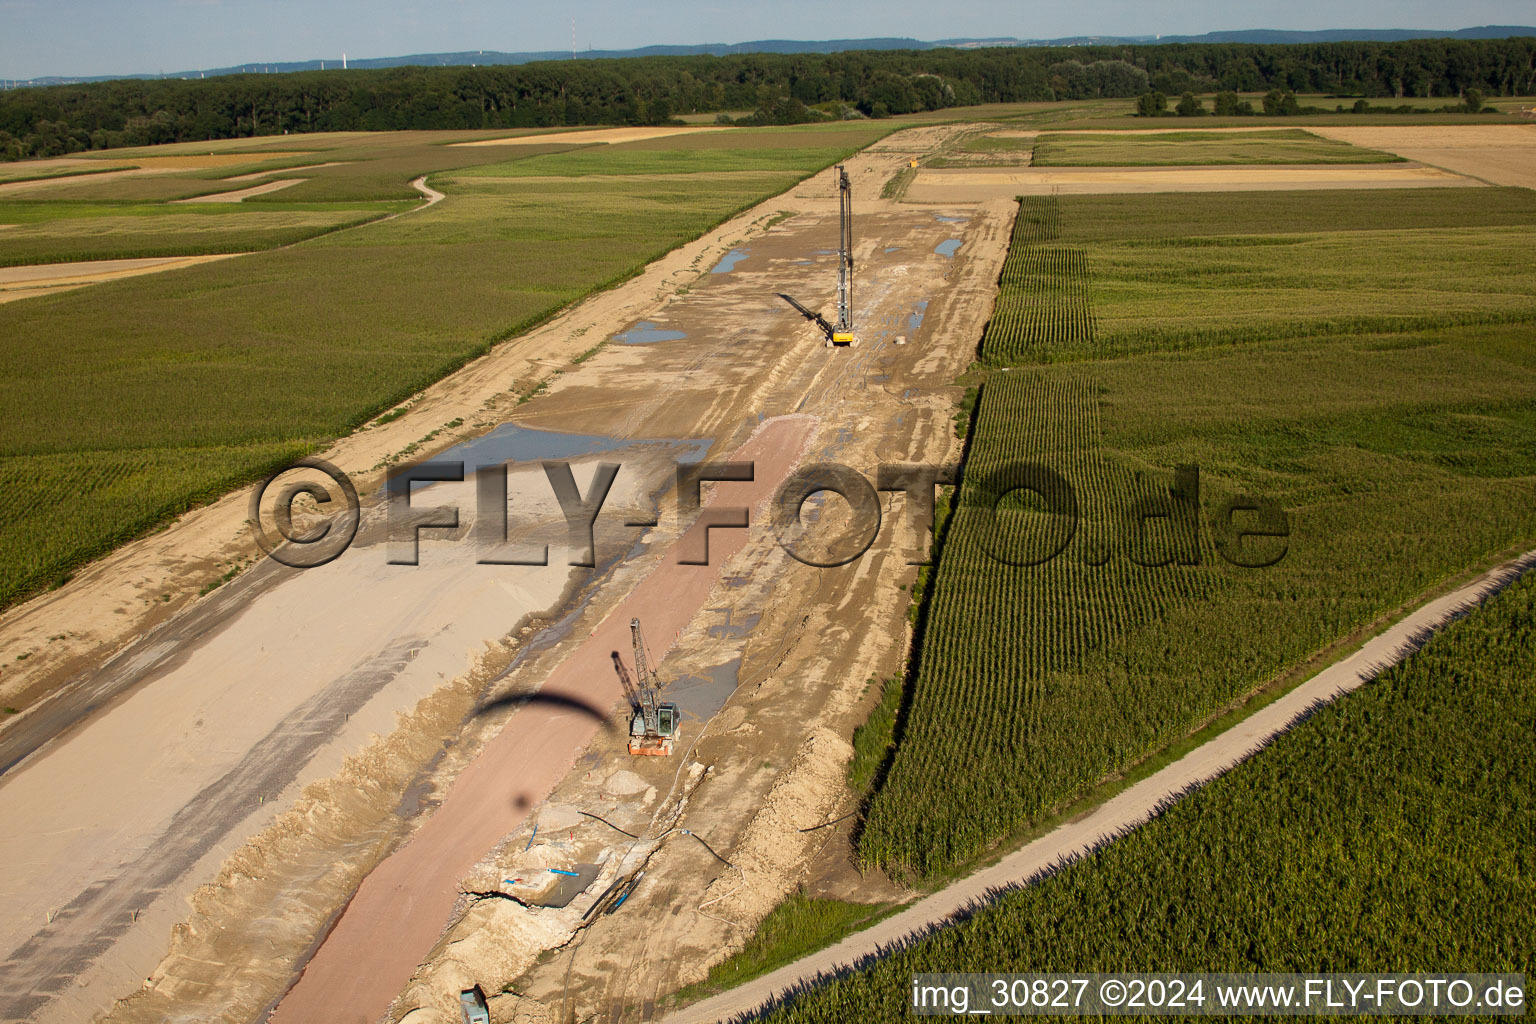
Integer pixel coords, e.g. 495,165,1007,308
0,124,890,609
959,134,1036,154
458,146,870,177
1045,186,1536,240
0,163,136,184
858,190,1536,881
1031,128,1401,165
0,203,399,265
763,571,1536,1021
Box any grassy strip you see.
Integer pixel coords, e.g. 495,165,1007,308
672,890,896,1005
846,676,903,793
880,165,916,200
755,570,1536,1021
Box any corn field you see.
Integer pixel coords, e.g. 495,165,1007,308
857,371,1218,880
981,197,1099,366
767,572,1536,1022
857,192,1536,884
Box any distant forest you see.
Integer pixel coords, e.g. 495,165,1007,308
3,38,1533,160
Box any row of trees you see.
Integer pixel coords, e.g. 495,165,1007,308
1138,86,1496,117
2,37,1532,160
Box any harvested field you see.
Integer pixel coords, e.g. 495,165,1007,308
1310,124,1536,189
0,153,317,197
905,162,1475,200
0,168,155,195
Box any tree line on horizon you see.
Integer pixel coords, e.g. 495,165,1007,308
2,37,1533,161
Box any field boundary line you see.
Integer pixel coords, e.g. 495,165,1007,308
663,546,1536,1024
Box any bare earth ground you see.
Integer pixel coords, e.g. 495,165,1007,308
375,198,1010,1024
1308,124,1536,188
0,123,998,1024
904,162,1477,201
0,255,245,304
664,549,1536,1024
259,132,1006,1024
268,416,821,1024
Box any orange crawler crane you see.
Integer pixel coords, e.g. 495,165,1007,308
619,617,678,756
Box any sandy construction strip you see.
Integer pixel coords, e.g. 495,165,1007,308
171,178,305,203
906,161,1476,200
1309,124,1536,189
268,414,816,1024
452,125,732,147
0,254,243,304
0,470,595,1021
666,548,1536,1024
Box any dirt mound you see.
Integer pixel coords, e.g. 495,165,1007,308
699,728,853,923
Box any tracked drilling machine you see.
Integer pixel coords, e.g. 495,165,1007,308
777,163,857,346
830,164,856,346
617,617,679,756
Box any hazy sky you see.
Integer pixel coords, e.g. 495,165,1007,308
3,0,1533,80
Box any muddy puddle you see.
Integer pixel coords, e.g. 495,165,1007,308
380,424,710,497
613,321,688,345
665,657,743,721
710,249,750,274
907,299,930,331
